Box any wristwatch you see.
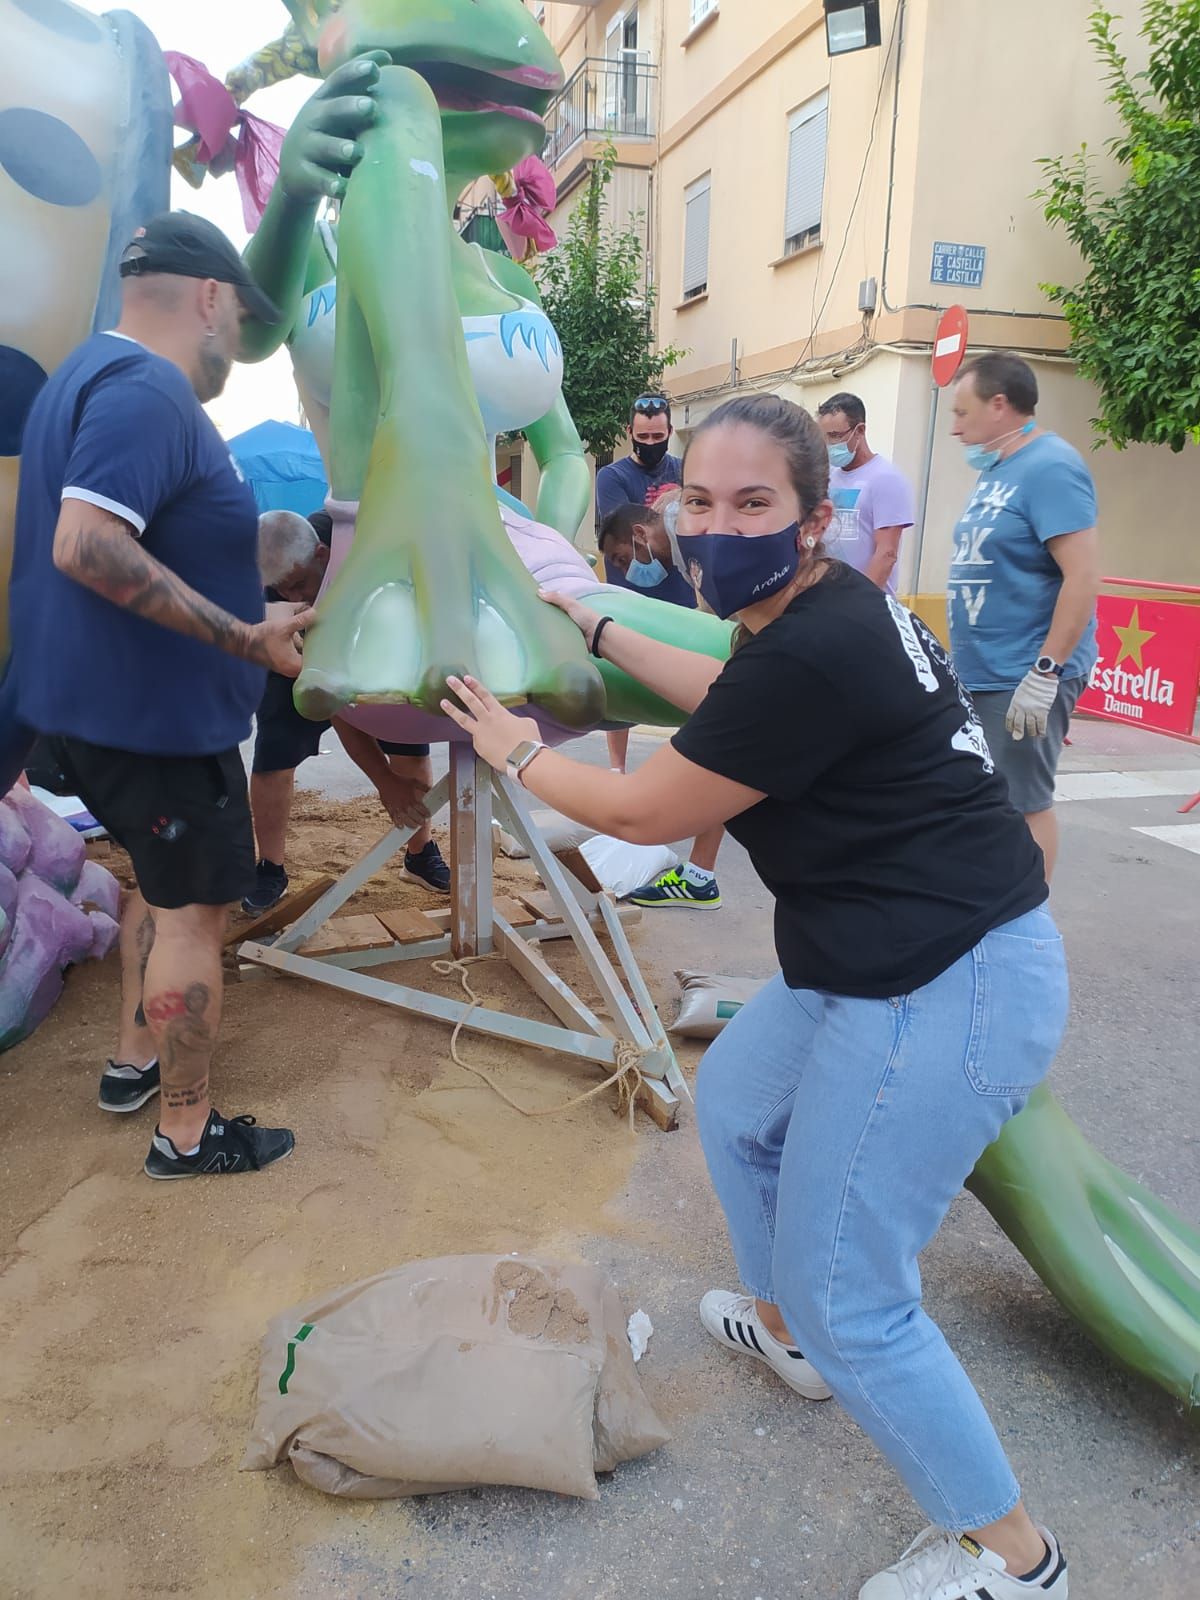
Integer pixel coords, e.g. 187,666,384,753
1035,655,1065,677
505,739,546,785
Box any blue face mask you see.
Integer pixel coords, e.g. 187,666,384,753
964,418,1035,472
627,549,668,588
676,523,801,619
827,441,855,470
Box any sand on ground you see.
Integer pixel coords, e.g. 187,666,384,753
0,795,687,1599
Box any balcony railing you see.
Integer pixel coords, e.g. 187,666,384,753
543,54,657,171
458,199,509,256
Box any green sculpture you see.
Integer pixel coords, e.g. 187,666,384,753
0,0,1194,1417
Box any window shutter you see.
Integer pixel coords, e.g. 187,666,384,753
784,93,828,245
683,175,711,296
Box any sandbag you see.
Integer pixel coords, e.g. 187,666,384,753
579,835,678,900
496,807,597,860
669,969,771,1039
243,1255,670,1501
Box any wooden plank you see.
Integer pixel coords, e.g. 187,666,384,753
225,875,336,948
495,895,535,927
449,746,493,958
557,847,603,895
298,913,394,956
636,1075,680,1132
377,906,445,944
495,916,607,1036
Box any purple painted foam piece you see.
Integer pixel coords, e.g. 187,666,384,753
0,791,123,1052
0,796,31,876
84,908,120,962
71,858,121,923
0,861,16,963
7,785,86,893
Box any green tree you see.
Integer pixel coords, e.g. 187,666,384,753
1037,2,1200,451
534,143,685,461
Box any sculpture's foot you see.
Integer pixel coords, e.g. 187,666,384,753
296,500,605,729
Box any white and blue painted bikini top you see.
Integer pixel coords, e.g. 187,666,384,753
290,222,562,442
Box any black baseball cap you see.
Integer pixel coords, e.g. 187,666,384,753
118,211,282,325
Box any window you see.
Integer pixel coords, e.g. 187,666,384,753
682,173,711,301
783,91,828,255
690,0,718,27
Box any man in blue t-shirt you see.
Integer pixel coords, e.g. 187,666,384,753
948,352,1099,879
10,212,306,1182
595,393,682,521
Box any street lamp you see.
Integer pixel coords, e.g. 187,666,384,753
823,0,882,56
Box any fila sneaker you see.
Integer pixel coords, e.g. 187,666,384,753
628,867,722,909
699,1289,832,1400
143,1110,295,1180
859,1525,1067,1600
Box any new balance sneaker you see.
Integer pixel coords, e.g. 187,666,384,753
98,1058,160,1114
241,859,289,915
859,1525,1067,1600
628,867,722,909
144,1110,295,1180
699,1289,832,1400
404,839,451,892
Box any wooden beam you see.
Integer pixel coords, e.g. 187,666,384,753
225,875,336,948
298,914,395,956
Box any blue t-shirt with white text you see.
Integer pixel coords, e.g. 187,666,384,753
947,432,1097,691
12,333,265,755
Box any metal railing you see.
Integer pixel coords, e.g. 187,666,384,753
457,199,509,256
543,54,657,170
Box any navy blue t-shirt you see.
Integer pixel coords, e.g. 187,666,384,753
595,451,682,519
11,334,265,756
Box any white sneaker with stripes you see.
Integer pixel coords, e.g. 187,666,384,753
859,1525,1067,1599
698,1289,832,1400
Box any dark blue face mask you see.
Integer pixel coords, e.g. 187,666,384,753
676,523,801,619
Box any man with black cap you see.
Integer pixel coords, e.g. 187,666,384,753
10,212,305,1181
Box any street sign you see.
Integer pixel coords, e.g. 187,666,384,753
931,304,969,388
931,242,986,287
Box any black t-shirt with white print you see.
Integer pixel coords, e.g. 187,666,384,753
672,566,1047,998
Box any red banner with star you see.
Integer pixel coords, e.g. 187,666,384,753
1078,597,1200,735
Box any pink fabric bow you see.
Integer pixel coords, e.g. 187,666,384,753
496,157,558,260
165,53,286,233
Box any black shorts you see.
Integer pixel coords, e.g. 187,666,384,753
251,672,429,773
50,736,256,910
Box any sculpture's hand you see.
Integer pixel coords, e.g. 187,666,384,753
277,51,391,205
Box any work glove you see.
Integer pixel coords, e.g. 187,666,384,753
1005,669,1059,741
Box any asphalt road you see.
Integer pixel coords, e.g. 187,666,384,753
282,715,1200,1600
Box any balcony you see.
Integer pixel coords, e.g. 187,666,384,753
458,199,509,256
543,55,657,172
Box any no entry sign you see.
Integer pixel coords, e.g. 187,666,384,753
932,305,969,387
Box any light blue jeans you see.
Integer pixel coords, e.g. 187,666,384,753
696,906,1069,1532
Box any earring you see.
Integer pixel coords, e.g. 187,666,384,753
804,535,817,549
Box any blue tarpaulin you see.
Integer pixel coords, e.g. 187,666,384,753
228,420,328,516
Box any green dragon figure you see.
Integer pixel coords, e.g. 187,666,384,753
0,0,1195,1417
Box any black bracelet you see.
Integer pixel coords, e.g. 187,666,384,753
590,616,615,658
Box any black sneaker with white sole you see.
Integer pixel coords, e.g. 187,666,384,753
403,839,451,892
144,1109,295,1180
241,859,289,915
98,1058,160,1114
699,1288,832,1400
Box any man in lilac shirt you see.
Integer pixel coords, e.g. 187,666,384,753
818,392,915,591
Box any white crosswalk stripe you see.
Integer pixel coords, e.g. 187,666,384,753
1133,824,1200,856
1055,769,1200,802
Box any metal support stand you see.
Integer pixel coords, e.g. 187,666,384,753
238,749,685,1129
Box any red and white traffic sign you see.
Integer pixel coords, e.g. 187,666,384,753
931,304,969,387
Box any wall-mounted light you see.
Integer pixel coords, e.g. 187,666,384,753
823,0,882,56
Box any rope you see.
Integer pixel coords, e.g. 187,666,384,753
431,957,648,1131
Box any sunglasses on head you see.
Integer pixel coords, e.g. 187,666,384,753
632,395,670,416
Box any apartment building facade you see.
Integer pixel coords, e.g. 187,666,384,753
512,0,1199,605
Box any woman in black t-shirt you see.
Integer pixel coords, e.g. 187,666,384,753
442,396,1070,1600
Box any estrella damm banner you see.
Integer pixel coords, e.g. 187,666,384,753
1078,597,1200,736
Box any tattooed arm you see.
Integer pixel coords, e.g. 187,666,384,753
52,499,314,677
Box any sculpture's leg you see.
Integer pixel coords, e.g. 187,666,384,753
967,1085,1200,1410
296,66,603,731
